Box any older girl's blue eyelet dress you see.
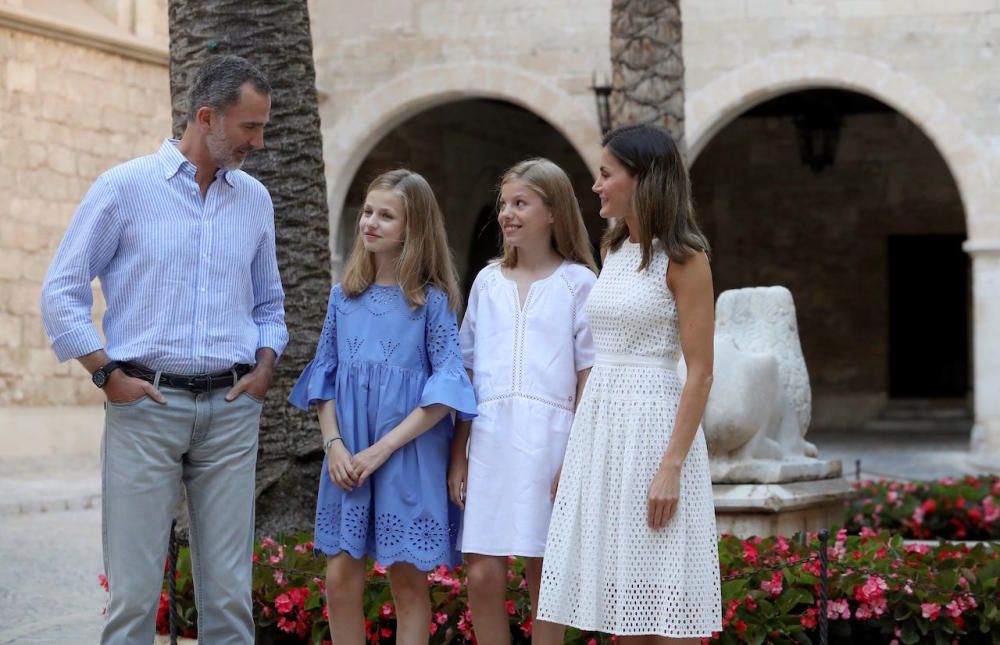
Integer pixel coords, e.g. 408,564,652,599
288,284,477,570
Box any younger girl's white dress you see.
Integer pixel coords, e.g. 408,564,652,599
458,261,596,557
537,241,722,637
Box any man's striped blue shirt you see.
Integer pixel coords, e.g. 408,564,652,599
41,139,288,375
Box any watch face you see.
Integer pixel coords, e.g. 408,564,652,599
93,370,107,387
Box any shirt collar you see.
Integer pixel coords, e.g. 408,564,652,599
158,138,237,187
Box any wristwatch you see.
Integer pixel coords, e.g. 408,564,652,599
92,361,121,389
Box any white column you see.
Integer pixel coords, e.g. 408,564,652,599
966,241,1000,469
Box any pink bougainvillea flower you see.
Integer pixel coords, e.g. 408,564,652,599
921,602,941,620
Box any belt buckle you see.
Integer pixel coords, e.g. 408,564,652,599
187,376,206,394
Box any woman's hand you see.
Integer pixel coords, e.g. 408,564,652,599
647,463,682,529
448,451,468,509
327,441,357,491
351,442,393,486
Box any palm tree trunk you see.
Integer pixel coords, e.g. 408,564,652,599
610,0,686,148
168,0,330,535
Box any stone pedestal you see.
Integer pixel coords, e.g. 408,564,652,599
713,476,854,538
966,242,1000,473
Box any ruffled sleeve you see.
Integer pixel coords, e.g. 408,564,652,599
420,288,478,420
288,286,339,410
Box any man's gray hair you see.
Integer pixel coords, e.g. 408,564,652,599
187,55,270,122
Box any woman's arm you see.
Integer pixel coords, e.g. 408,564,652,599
648,251,714,529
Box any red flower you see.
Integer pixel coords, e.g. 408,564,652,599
742,542,760,566
98,573,109,592
274,593,294,615
155,592,169,632
760,571,782,597
505,599,517,615
276,616,296,634
921,602,941,621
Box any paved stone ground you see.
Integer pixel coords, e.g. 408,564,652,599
0,430,991,643
810,428,988,481
0,507,104,644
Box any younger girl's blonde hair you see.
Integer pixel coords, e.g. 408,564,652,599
342,169,462,310
496,158,598,273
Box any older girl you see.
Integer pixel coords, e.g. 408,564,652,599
289,169,476,645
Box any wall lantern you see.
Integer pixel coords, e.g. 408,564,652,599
794,104,842,173
591,73,614,136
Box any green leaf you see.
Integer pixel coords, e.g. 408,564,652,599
722,578,748,598
899,623,920,645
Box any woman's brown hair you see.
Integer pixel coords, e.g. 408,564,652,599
342,169,462,310
600,124,710,270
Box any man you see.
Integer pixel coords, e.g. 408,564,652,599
40,55,286,644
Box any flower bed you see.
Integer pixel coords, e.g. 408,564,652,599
846,476,1000,540
148,530,1000,644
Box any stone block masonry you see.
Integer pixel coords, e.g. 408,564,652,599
0,26,170,406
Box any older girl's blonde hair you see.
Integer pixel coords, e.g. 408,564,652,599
496,158,598,273
600,124,710,270
342,169,462,310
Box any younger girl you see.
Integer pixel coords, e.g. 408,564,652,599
289,169,476,645
448,158,597,644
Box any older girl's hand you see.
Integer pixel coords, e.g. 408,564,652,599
327,441,357,491
351,442,392,486
647,463,682,529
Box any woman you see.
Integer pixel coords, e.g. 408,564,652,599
536,124,722,643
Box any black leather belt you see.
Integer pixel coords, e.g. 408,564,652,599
121,362,253,393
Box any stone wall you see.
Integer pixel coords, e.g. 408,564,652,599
341,99,600,283
0,24,169,407
308,0,611,270
691,109,967,427
683,1,1000,239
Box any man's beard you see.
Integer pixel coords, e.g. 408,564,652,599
206,126,247,171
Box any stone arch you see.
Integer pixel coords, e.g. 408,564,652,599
323,63,603,261
685,49,990,232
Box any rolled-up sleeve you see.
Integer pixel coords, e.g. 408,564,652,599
250,202,288,357
40,175,121,362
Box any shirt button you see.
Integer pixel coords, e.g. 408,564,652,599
202,253,208,259
198,321,204,326
200,287,206,292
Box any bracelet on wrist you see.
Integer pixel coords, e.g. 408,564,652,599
324,436,344,452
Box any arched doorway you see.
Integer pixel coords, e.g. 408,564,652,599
338,99,602,296
690,88,971,432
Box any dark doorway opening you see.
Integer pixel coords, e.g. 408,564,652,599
888,235,969,398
